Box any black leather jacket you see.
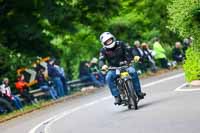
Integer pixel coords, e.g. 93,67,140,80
99,41,132,67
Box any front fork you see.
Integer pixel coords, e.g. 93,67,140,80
116,79,126,100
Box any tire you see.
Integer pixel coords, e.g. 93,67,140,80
125,79,138,110
0,98,14,114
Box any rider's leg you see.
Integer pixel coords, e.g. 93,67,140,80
106,70,121,104
106,70,119,97
127,67,141,94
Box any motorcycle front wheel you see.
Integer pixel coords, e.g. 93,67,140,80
125,79,138,110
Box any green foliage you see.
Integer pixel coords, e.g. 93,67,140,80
183,48,200,82
0,0,180,80
0,45,33,85
49,24,100,78
168,0,200,40
109,0,177,44
168,0,200,81
161,43,173,60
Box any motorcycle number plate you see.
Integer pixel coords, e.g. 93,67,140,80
116,69,120,75
120,72,129,78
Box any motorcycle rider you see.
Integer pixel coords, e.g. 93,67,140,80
99,32,146,105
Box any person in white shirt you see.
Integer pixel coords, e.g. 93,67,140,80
0,78,23,110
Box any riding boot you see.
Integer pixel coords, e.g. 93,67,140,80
137,92,146,99
114,96,122,105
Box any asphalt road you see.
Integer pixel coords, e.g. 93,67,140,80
1,69,200,133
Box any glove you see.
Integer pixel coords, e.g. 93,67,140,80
101,65,108,71
134,56,140,62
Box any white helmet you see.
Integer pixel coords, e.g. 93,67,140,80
99,32,116,49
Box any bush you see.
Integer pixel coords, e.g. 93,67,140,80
0,45,34,88
183,48,200,82
168,0,200,82
161,43,173,60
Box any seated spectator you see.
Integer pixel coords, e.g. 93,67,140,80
182,38,192,57
131,40,147,73
153,37,170,69
141,43,158,72
172,42,184,63
90,57,105,85
0,78,23,110
79,61,104,87
15,74,37,105
47,58,65,97
54,60,69,95
36,66,58,100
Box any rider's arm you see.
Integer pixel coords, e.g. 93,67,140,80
121,42,133,63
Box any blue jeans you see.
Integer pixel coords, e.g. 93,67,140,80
40,85,58,100
106,66,142,97
93,72,106,85
81,74,104,87
53,77,65,97
60,76,69,95
12,95,23,109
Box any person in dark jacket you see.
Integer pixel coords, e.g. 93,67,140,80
79,61,104,87
172,42,184,63
36,66,57,100
132,41,144,58
47,59,65,97
99,32,146,105
131,40,147,73
182,38,192,58
90,58,105,85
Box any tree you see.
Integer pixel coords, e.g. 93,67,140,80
0,0,180,80
108,0,177,44
168,0,200,82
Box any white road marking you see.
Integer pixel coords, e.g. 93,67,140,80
29,73,184,133
175,83,200,92
142,73,184,88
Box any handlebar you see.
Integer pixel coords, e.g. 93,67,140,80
108,65,129,70
101,61,131,71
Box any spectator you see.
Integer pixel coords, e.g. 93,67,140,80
90,57,105,85
153,38,169,69
36,66,58,100
0,78,23,110
189,36,194,44
172,42,184,63
15,74,37,105
79,61,104,87
141,43,157,72
131,40,146,73
54,60,69,95
47,58,65,97
183,38,192,57
132,40,144,58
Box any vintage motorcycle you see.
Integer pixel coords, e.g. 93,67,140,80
109,64,139,110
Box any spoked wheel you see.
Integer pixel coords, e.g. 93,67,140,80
125,80,138,110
